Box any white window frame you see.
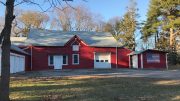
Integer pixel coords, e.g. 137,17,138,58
73,45,79,51
72,54,79,65
48,55,54,66
63,55,68,65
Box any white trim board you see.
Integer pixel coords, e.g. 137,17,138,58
141,54,143,69
72,54,79,65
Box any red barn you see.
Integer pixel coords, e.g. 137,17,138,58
129,49,168,69
13,29,132,71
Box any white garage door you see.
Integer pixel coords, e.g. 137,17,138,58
94,53,111,69
10,54,25,73
0,53,25,75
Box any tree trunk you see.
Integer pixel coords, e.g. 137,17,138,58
155,33,157,48
0,0,15,101
170,28,174,50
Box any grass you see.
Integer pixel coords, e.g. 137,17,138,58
169,64,180,70
10,75,180,101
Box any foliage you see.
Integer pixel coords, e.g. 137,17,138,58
142,0,180,64
105,0,138,50
142,0,180,46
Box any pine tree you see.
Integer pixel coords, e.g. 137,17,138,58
142,0,180,64
118,0,138,50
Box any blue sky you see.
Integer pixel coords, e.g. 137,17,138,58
73,0,150,22
0,0,150,50
0,0,150,22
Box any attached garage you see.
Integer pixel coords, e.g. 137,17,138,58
94,52,111,69
0,45,29,75
10,53,25,73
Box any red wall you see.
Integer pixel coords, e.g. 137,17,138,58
118,48,131,68
138,54,141,69
30,46,131,70
142,51,167,69
28,36,132,70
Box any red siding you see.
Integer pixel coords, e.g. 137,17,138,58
142,51,166,69
22,36,132,70
118,48,131,68
27,36,132,70
138,54,141,69
30,46,131,70
25,55,31,71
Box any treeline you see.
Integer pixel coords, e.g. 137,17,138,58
141,0,180,64
10,5,106,37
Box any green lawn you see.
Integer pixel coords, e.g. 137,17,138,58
10,76,180,101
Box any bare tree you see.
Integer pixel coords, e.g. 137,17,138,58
0,0,73,101
54,6,75,31
74,5,94,31
93,14,105,32
53,5,103,31
15,10,49,36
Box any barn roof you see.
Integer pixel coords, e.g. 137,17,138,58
128,49,167,55
13,29,119,47
11,45,29,55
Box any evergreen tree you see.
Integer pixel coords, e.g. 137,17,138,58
142,0,180,50
118,0,138,50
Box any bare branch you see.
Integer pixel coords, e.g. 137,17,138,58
14,1,26,7
64,0,76,10
0,0,5,6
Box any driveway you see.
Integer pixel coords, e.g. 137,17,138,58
13,69,180,79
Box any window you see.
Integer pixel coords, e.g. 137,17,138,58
100,60,104,62
105,60,108,62
48,55,54,66
73,54,79,64
73,45,79,51
147,53,160,63
63,55,68,65
96,60,99,62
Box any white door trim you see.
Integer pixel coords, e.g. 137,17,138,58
141,54,143,69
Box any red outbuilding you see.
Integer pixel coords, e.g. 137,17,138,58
129,49,168,69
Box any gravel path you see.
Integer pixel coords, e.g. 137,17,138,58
13,69,180,79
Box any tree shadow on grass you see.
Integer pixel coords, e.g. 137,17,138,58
10,77,180,101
